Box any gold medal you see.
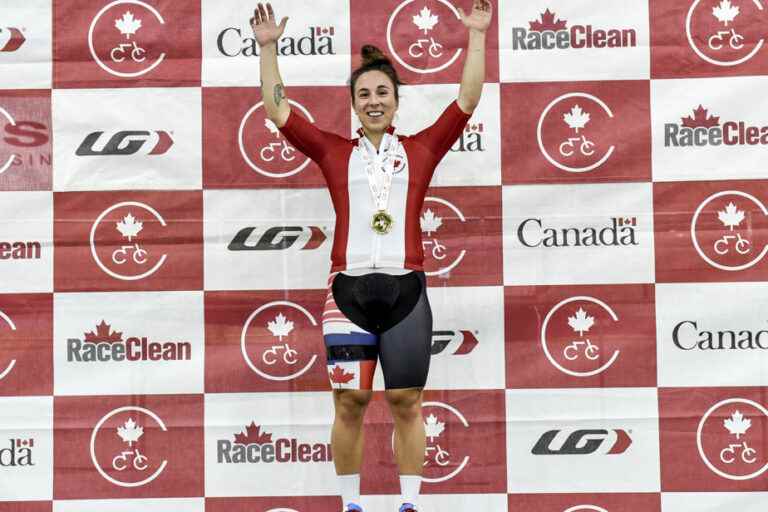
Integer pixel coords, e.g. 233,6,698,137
371,210,394,235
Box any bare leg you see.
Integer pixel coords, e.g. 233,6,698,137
385,388,425,475
331,389,373,474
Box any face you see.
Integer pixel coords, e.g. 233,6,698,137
352,70,398,135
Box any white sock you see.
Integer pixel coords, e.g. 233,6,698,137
400,474,421,505
338,473,360,507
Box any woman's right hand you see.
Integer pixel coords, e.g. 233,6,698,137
250,3,288,48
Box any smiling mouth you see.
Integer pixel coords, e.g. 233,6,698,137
367,111,384,118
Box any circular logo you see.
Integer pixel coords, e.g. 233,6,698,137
537,93,615,173
541,296,620,377
89,201,168,281
241,301,319,381
420,196,467,277
386,0,463,74
90,406,168,487
0,309,17,381
697,398,768,480
690,190,768,271
238,100,315,178
686,0,766,67
88,0,167,78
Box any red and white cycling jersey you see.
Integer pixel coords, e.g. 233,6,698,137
279,100,470,272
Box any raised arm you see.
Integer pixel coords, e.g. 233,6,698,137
251,3,290,127
457,0,492,114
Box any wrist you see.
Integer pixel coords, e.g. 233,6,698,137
259,41,278,50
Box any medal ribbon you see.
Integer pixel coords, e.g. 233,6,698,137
358,132,400,213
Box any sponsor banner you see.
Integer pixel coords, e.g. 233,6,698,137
204,290,329,393
361,494,508,511
651,76,768,182
659,387,768,491
650,0,768,79
503,183,654,285
52,88,201,191
378,285,504,390
203,189,332,291
53,498,203,512
422,186,503,287
0,0,51,89
362,390,507,494
661,491,768,511
0,396,53,500
0,191,52,293
505,284,656,389
501,81,651,184
205,496,340,511
507,388,661,493
0,293,52,397
657,282,768,387
350,0,500,85
202,86,347,188
654,180,768,283
0,90,51,191
384,84,500,187
53,0,201,88
53,191,203,292
204,392,336,497
508,493,662,511
53,291,204,396
53,395,204,499
499,0,650,82
202,0,350,86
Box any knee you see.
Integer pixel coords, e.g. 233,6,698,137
385,388,422,422
334,389,373,423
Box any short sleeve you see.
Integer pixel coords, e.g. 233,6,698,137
410,100,472,164
278,109,339,164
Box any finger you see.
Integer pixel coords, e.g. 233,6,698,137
279,16,289,30
267,2,275,21
457,6,466,20
253,7,262,24
258,3,268,23
484,0,493,12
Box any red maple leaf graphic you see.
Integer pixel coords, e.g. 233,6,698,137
682,105,721,128
529,9,568,32
83,319,123,343
329,365,355,384
234,421,273,445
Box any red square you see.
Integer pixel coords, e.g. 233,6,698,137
206,497,341,512
350,0,499,85
53,394,204,499
659,387,768,491
53,0,201,88
0,293,52,397
654,180,768,283
0,90,51,191
501,81,651,185
53,191,203,292
508,493,661,512
202,86,349,189
422,186,502,287
205,290,331,393
0,503,51,512
360,389,506,494
650,0,768,78
505,284,656,389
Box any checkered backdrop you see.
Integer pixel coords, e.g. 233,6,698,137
1,0,768,510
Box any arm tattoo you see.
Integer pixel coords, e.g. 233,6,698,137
274,84,285,106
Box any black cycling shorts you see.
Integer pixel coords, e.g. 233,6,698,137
322,271,432,390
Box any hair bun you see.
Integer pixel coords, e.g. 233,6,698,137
361,45,390,66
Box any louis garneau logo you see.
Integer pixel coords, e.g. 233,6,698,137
0,239,41,261
0,438,35,467
228,226,328,251
0,27,26,52
431,329,479,355
532,428,632,455
217,421,332,464
218,24,336,57
67,320,191,362
512,9,638,51
517,216,638,248
75,130,174,156
665,105,768,147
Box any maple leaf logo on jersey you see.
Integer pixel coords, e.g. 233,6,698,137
84,320,124,343
117,418,143,445
724,410,752,439
116,213,143,241
329,365,355,384
718,202,745,231
568,308,594,336
413,6,439,34
682,105,721,128
234,421,273,445
115,11,142,39
563,105,591,133
529,9,568,32
713,0,740,26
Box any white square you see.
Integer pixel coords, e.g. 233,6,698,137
0,0,52,89
661,492,768,512
0,191,52,293
53,498,205,512
361,493,508,511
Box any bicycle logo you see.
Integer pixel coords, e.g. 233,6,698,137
420,198,467,277
537,93,615,173
110,40,146,63
563,339,600,361
708,28,745,50
686,0,765,67
409,37,443,58
262,343,299,365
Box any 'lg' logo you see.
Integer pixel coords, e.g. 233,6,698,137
532,429,632,455
75,130,174,156
228,226,327,251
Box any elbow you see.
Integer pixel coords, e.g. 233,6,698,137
457,96,478,115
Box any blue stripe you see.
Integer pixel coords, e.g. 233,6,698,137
324,332,378,346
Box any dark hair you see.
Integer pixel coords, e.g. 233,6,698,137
349,45,404,102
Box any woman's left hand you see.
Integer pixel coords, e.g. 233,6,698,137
458,0,493,33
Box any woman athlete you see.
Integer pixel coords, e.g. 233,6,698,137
251,2,491,511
